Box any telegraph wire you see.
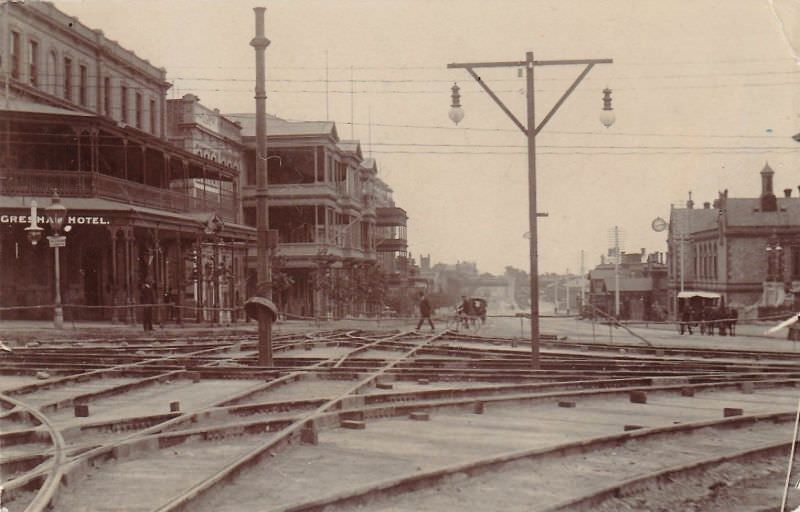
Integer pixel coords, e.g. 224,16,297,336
5,138,798,154
4,130,797,151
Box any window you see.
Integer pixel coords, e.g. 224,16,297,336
63,57,72,100
27,40,38,87
135,92,142,128
103,77,111,116
149,98,156,134
10,32,20,79
48,52,57,94
792,247,800,279
79,65,87,106
120,86,128,122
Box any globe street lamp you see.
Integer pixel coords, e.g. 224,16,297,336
766,233,783,282
24,201,44,246
448,83,464,125
599,88,616,128
448,53,613,369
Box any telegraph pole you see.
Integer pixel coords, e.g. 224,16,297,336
448,53,613,369
251,7,273,366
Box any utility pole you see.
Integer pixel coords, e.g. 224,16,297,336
611,225,621,317
251,7,273,366
580,250,585,309
448,54,613,369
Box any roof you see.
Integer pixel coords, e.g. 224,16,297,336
670,207,718,233
225,113,338,140
672,196,800,233
678,291,721,299
338,140,361,153
724,197,800,227
0,96,94,117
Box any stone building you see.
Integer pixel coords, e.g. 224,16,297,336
0,2,251,323
666,164,800,318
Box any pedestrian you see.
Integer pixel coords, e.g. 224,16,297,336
416,293,434,331
140,281,155,332
680,307,693,335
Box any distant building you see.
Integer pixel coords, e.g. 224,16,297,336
587,250,668,320
666,164,800,318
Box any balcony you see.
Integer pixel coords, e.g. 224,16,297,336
0,169,237,222
376,237,408,253
242,182,338,205
376,207,407,227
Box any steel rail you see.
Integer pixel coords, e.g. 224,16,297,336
152,331,442,512
263,410,795,512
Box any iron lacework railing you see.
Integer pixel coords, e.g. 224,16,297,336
0,169,237,222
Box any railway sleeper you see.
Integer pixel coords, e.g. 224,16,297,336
0,453,52,481
0,427,49,447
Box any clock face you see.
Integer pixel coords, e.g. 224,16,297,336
651,217,668,232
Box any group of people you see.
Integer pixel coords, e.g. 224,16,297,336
679,305,738,336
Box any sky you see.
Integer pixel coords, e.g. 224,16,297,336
52,0,800,275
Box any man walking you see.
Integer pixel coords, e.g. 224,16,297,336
416,293,435,331
140,281,155,332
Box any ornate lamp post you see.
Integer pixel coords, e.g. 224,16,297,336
766,233,783,282
25,192,68,328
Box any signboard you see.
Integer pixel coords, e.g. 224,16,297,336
1,215,110,225
47,235,66,248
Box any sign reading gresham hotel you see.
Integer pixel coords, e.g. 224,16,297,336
0,215,111,225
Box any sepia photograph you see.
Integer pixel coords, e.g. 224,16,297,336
1,0,799,510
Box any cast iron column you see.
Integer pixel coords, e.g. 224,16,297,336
252,7,273,366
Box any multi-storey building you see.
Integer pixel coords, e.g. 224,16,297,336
166,93,245,224
373,175,408,276
0,2,251,322
229,113,398,319
667,164,800,318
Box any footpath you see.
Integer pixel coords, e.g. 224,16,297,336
0,315,797,354
0,317,413,344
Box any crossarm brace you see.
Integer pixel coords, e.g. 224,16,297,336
534,63,594,135
465,67,528,136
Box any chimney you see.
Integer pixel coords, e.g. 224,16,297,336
760,162,777,212
785,188,792,198
703,202,710,209
601,254,605,265
761,162,774,195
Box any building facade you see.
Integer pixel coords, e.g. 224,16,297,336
230,113,402,319
666,164,800,318
587,250,668,320
0,2,251,323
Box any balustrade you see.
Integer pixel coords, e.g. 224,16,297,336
0,169,237,222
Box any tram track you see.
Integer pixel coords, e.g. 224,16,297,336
1,328,799,511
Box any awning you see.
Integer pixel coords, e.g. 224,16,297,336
677,291,721,299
